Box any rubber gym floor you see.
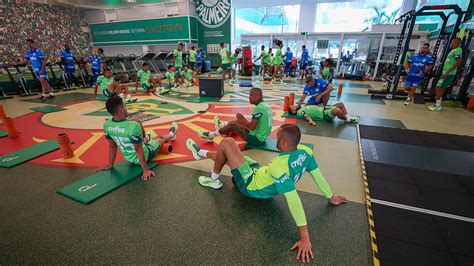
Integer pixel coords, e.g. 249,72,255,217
0,77,473,264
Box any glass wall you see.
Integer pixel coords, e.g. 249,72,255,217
315,0,402,32
234,5,300,40
415,0,470,26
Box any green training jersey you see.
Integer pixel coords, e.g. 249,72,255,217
103,119,150,164
249,101,273,142
183,69,194,80
442,47,462,75
173,49,183,67
322,67,330,80
261,50,270,64
188,50,197,63
220,47,230,64
137,69,151,86
97,75,114,90
230,54,238,64
272,47,283,65
165,71,175,82
297,105,334,121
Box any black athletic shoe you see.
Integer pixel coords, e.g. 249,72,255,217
40,95,47,102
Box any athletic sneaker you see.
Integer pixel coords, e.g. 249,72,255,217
145,130,154,142
350,116,360,123
186,138,202,160
197,130,214,141
130,97,138,102
214,115,221,130
198,176,223,190
428,105,442,111
40,95,47,102
280,79,284,85
48,93,55,98
404,99,410,106
169,122,178,140
159,88,169,95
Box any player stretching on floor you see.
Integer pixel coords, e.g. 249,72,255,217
197,88,272,147
93,67,136,102
288,103,359,125
186,124,347,262
135,63,163,93
97,96,178,180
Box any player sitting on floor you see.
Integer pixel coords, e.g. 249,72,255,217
93,67,137,102
135,63,163,94
197,88,272,146
165,65,182,91
288,102,359,126
97,96,178,180
186,124,347,263
296,76,333,107
182,65,196,86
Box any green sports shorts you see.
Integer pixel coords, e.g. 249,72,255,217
323,106,335,121
231,156,261,196
189,62,196,68
221,63,231,70
102,87,115,97
142,83,153,92
436,75,455,88
144,139,161,161
246,134,265,146
174,67,182,75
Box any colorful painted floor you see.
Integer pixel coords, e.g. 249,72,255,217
0,77,473,264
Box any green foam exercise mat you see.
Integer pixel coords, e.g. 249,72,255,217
30,106,66,113
281,112,299,118
57,161,158,204
246,138,314,152
0,140,59,168
0,130,7,138
187,96,221,103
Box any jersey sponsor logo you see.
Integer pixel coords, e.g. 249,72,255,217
274,174,290,184
196,0,231,28
252,112,263,119
108,126,125,134
290,153,307,168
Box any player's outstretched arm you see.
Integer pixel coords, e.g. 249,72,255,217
309,168,347,205
134,143,154,181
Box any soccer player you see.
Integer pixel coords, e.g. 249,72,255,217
296,76,333,107
321,58,333,83
288,102,359,125
197,88,272,146
165,65,182,90
88,49,102,85
404,43,434,106
219,42,232,84
97,96,178,180
182,65,195,86
255,45,270,78
59,43,77,88
135,63,163,93
271,40,285,85
299,45,309,80
196,47,204,75
93,67,136,102
15,39,54,101
186,124,347,263
284,47,293,77
173,43,184,78
429,38,463,111
230,50,239,81
188,46,197,72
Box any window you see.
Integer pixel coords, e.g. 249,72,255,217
315,0,402,32
234,5,300,40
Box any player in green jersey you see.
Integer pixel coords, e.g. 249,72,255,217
182,65,195,86
186,124,347,263
173,43,184,76
97,96,179,180
135,63,163,93
165,65,184,91
429,38,463,111
271,40,285,85
230,50,239,81
219,42,232,84
288,102,359,125
188,46,197,71
197,88,273,146
255,45,270,78
93,67,136,102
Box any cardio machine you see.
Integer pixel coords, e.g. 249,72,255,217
1,64,37,97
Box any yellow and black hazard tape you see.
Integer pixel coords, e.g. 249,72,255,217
356,124,380,266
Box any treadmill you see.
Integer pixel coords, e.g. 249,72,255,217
153,51,169,72
136,51,158,73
